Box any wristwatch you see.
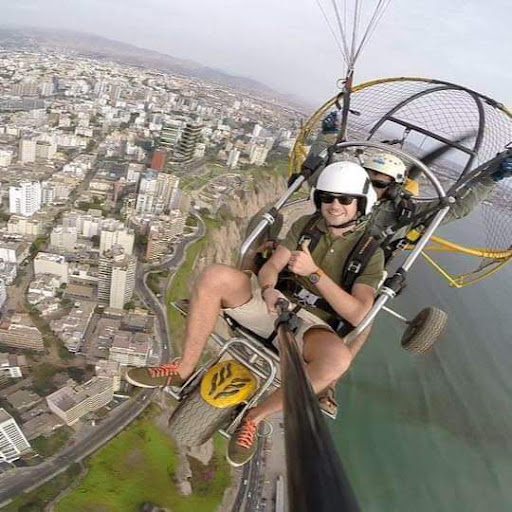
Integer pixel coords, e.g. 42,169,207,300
308,268,324,285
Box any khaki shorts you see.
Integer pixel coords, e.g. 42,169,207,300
223,273,334,351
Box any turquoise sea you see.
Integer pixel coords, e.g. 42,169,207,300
332,214,512,511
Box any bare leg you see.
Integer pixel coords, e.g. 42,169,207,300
178,264,252,377
246,328,353,424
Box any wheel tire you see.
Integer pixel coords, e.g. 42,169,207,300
401,307,448,354
168,386,235,446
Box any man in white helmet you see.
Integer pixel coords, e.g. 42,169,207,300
317,150,512,416
126,162,384,467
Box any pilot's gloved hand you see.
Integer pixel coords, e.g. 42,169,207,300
491,156,512,182
321,111,341,134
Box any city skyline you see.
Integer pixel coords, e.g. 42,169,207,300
1,0,511,106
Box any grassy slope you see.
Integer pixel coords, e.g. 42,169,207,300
55,408,229,512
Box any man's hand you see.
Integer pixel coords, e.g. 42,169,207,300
288,241,319,277
262,287,287,315
492,156,512,182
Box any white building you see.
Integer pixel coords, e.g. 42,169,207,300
33,253,68,284
109,332,151,367
36,141,57,160
95,360,121,392
252,124,262,138
46,377,114,426
0,241,30,265
110,257,137,309
7,215,44,237
250,146,269,166
0,278,6,310
18,139,37,163
50,226,77,252
100,224,135,256
227,149,240,169
98,248,136,308
0,353,25,378
135,170,179,215
9,181,42,217
0,150,13,167
0,408,31,463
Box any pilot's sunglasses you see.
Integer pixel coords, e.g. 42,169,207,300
318,193,355,205
371,179,391,189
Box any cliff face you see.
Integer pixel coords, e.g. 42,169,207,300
193,174,288,278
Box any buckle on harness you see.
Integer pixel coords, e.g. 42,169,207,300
346,261,362,274
395,239,409,250
296,288,320,306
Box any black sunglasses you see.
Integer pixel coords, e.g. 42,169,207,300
371,179,392,189
318,193,355,205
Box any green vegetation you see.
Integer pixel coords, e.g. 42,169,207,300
2,463,82,512
29,236,48,256
55,407,230,512
179,165,231,192
146,272,162,296
166,234,207,352
32,427,72,458
185,215,198,227
32,363,58,395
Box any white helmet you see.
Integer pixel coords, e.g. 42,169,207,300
310,161,377,216
363,152,407,183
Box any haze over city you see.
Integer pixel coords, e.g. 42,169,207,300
2,0,512,105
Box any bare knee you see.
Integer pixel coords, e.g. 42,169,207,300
198,263,231,289
195,264,251,306
304,330,353,380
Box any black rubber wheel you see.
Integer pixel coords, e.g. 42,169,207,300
168,386,235,446
401,307,448,354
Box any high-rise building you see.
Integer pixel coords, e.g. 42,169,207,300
36,141,57,160
0,279,6,310
159,121,183,150
145,212,187,261
100,224,135,256
19,139,37,163
250,146,269,166
135,171,179,215
7,215,44,237
50,226,78,252
98,248,136,308
227,149,240,169
9,181,42,217
39,80,55,97
110,257,137,309
13,78,38,97
175,122,203,161
109,84,122,104
0,150,13,167
252,124,262,138
0,408,31,462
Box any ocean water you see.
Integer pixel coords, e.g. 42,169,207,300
332,216,512,511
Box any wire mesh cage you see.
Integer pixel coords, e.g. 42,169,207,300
291,77,512,286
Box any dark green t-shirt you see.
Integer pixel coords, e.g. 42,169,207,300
279,214,385,320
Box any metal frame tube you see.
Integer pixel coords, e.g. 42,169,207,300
240,140,447,265
239,175,305,263
332,141,446,200
346,204,450,342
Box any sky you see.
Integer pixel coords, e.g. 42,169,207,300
1,0,511,107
